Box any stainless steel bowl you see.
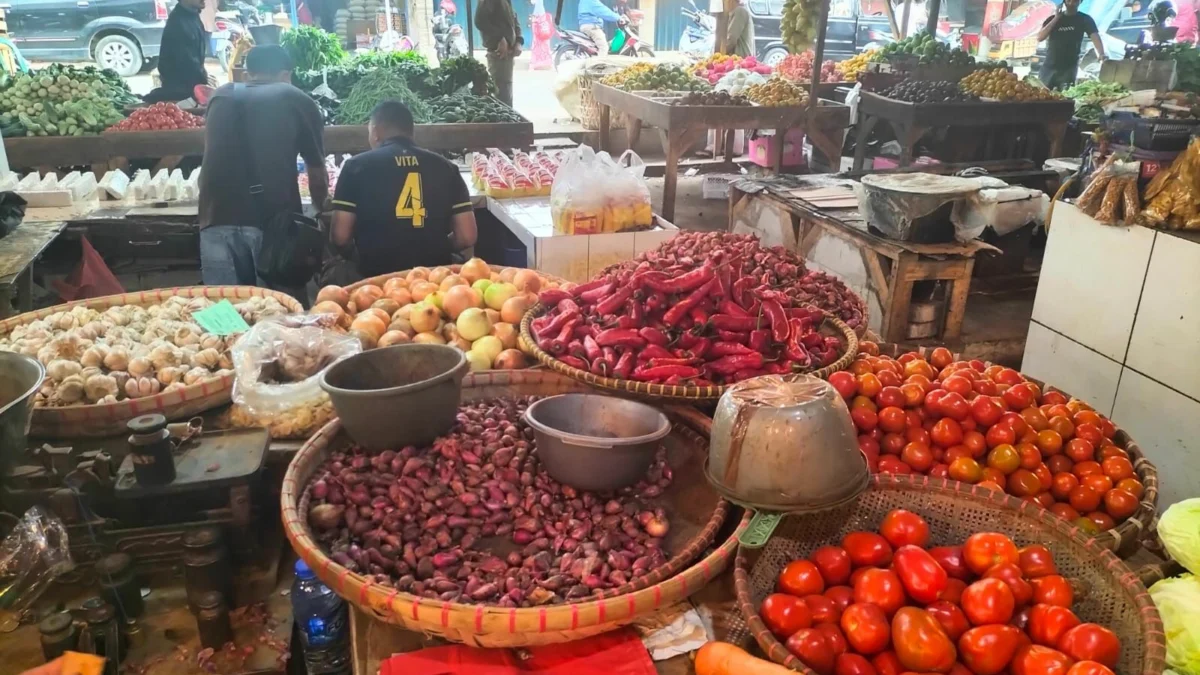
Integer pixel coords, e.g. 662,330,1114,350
0,352,45,478
706,374,868,512
523,394,671,491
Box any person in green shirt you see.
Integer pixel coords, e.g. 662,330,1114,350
727,0,756,58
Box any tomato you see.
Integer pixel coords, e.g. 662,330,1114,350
902,442,934,473
964,430,987,458
1042,391,1067,406
1100,457,1133,482
1008,469,1042,498
943,375,974,397
892,545,948,604
880,407,909,434
971,396,1005,426
1097,445,1129,462
941,392,970,421
816,623,849,656
843,532,894,567
1047,416,1075,441
805,594,842,625
853,396,878,412
1102,488,1138,521
1030,575,1074,607
837,653,879,675
1004,383,1037,411
879,457,913,475
1068,485,1101,513
926,601,970,641
947,457,982,483
1028,604,1081,647
979,469,1007,490
1056,624,1119,668
873,651,904,675
891,607,958,673
879,386,907,409
812,546,854,586
841,602,892,655
1081,474,1113,495
761,593,813,639
1064,438,1095,463
1017,443,1042,470
901,383,927,407
880,509,931,549
787,627,837,675
1018,546,1058,578
1033,492,1057,508
931,418,964,448
958,625,1023,675
1073,422,1103,446
939,578,967,604
929,347,953,369
852,407,879,432
1115,478,1144,499
826,585,856,613
963,532,1019,575
1084,511,1115,532
1065,662,1115,675
853,568,907,617
961,578,1015,626
1050,473,1079,501
987,444,1021,475
884,433,908,455
983,563,1033,607
780,560,826,597
1011,645,1074,675
1046,455,1074,475
921,546,966,581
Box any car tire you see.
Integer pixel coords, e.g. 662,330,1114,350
762,47,788,67
94,34,143,77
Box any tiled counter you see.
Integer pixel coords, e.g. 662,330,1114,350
1022,203,1200,506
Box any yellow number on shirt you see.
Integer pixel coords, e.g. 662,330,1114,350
395,173,426,227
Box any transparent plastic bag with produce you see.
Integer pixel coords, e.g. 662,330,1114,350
607,149,653,232
551,144,606,235
0,507,72,629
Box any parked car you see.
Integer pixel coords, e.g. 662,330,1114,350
749,0,948,65
4,0,168,76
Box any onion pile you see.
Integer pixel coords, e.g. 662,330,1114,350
306,397,674,606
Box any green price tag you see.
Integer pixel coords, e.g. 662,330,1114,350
738,511,783,549
191,300,250,336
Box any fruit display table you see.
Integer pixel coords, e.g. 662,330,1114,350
852,91,1074,171
589,82,851,221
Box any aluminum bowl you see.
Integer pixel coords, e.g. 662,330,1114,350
0,352,44,479
706,374,868,512
523,394,671,491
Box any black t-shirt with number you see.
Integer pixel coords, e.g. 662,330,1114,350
331,137,473,277
1041,11,1098,73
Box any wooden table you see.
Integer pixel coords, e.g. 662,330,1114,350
852,92,1074,172
590,83,851,222
0,220,67,318
729,176,998,343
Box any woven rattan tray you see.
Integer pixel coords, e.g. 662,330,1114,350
518,303,858,404
733,474,1165,675
281,370,741,647
0,286,302,438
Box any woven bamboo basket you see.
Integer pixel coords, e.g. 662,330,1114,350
578,74,626,131
281,370,745,647
1,286,302,438
518,302,858,404
732,474,1166,675
866,342,1158,558
341,265,570,295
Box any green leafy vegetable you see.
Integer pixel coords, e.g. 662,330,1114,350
435,55,495,96
281,25,347,72
1149,574,1200,675
1159,498,1200,575
336,68,431,125
349,50,429,69
1062,81,1131,123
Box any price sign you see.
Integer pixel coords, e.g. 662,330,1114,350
191,300,250,336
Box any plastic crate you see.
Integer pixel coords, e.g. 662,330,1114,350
1106,112,1200,151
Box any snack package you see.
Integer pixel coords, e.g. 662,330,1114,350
1122,175,1141,223
1094,177,1123,224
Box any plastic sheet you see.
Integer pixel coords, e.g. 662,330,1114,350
0,507,73,622
551,145,653,234
228,316,360,439
854,173,982,241
954,186,1049,241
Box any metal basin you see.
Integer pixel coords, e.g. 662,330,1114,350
320,344,467,450
523,394,671,491
706,374,868,512
0,352,44,479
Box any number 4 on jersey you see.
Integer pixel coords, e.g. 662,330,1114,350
395,173,426,227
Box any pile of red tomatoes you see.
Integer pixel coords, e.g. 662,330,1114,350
830,344,1145,535
759,509,1122,675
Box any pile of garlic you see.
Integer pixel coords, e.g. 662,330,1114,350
0,295,290,407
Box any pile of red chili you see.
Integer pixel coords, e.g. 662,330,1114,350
603,231,866,332
532,250,845,386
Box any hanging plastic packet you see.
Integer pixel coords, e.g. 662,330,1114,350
0,506,73,632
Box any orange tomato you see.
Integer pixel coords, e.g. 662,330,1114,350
1101,456,1134,481
1048,503,1080,521
1017,443,1042,470
1081,474,1113,494
1115,478,1144,499
1068,485,1102,513
1103,488,1139,521
858,373,882,399
1073,461,1103,477
1022,407,1050,432
1050,473,1079,500
1085,511,1116,532
987,444,1021,475
949,457,984,483
1047,416,1075,440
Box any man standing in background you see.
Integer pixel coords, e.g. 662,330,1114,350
476,0,522,106
577,0,621,54
145,0,209,102
726,0,755,57
1037,0,1104,89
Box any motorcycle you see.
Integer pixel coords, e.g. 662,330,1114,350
679,0,714,55
554,9,654,67
211,12,247,71
432,1,468,63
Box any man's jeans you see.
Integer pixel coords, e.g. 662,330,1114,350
200,225,308,306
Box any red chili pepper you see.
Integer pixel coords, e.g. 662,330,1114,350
709,352,765,375
638,344,675,361
643,265,714,294
602,346,617,366
663,278,717,326
539,308,580,338
788,306,824,323
761,297,790,344
732,277,753,309
710,314,758,332
785,318,812,367
595,283,636,315
579,282,615,303
663,375,685,385
595,328,646,349
710,342,756,357
676,331,700,349
716,263,733,300
536,336,555,353
555,298,581,316
568,339,588,360
717,329,749,344
583,335,602,362
539,288,572,306
686,337,711,360
559,354,589,370
756,287,790,304
591,357,611,377
718,299,749,318
531,315,551,334
617,315,638,329
631,364,702,381
614,351,635,379
689,306,709,325
629,300,644,325
649,357,698,367
763,361,792,375
550,319,579,354
570,278,609,298
802,332,824,349
692,377,715,387
575,324,598,339
638,327,669,346
748,329,771,353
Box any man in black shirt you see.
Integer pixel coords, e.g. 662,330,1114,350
330,101,478,278
145,0,210,102
1037,0,1105,89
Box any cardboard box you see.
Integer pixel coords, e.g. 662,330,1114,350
748,129,806,169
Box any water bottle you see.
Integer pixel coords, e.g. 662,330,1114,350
291,559,350,675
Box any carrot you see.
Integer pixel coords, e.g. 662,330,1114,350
694,642,796,675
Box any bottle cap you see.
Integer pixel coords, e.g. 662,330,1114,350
294,559,314,580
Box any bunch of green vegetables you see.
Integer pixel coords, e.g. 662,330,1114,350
1062,80,1130,123
336,68,431,125
428,93,524,123
349,50,428,69
281,26,347,72
1167,44,1200,94
294,59,435,101
434,55,495,96
0,66,130,136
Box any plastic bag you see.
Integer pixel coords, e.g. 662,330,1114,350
228,316,361,439
551,145,653,234
0,507,73,624
954,186,1049,241
1094,177,1124,224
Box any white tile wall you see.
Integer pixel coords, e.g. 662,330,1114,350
1126,233,1200,402
1111,368,1200,508
1031,204,1156,362
1021,321,1123,417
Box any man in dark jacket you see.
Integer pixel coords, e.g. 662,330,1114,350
145,0,209,102
475,0,522,106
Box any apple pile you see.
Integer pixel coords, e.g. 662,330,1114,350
833,344,1145,536
310,259,566,371
759,509,1122,675
694,53,773,84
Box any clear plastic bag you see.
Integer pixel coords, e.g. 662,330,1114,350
228,317,361,439
551,145,653,234
0,507,73,623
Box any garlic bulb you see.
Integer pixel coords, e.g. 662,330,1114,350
156,366,182,386
183,367,211,386
84,374,118,402
128,356,153,378
217,353,234,370
98,394,118,405
200,334,223,351
80,367,103,381
80,345,109,369
149,344,182,370
126,376,160,399
46,359,82,382
75,324,99,341
56,375,86,404
103,347,130,372
191,348,221,370
173,326,200,347
51,313,76,331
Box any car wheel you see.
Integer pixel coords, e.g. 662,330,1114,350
94,34,143,77
762,47,788,67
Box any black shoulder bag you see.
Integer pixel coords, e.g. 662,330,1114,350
231,86,325,288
